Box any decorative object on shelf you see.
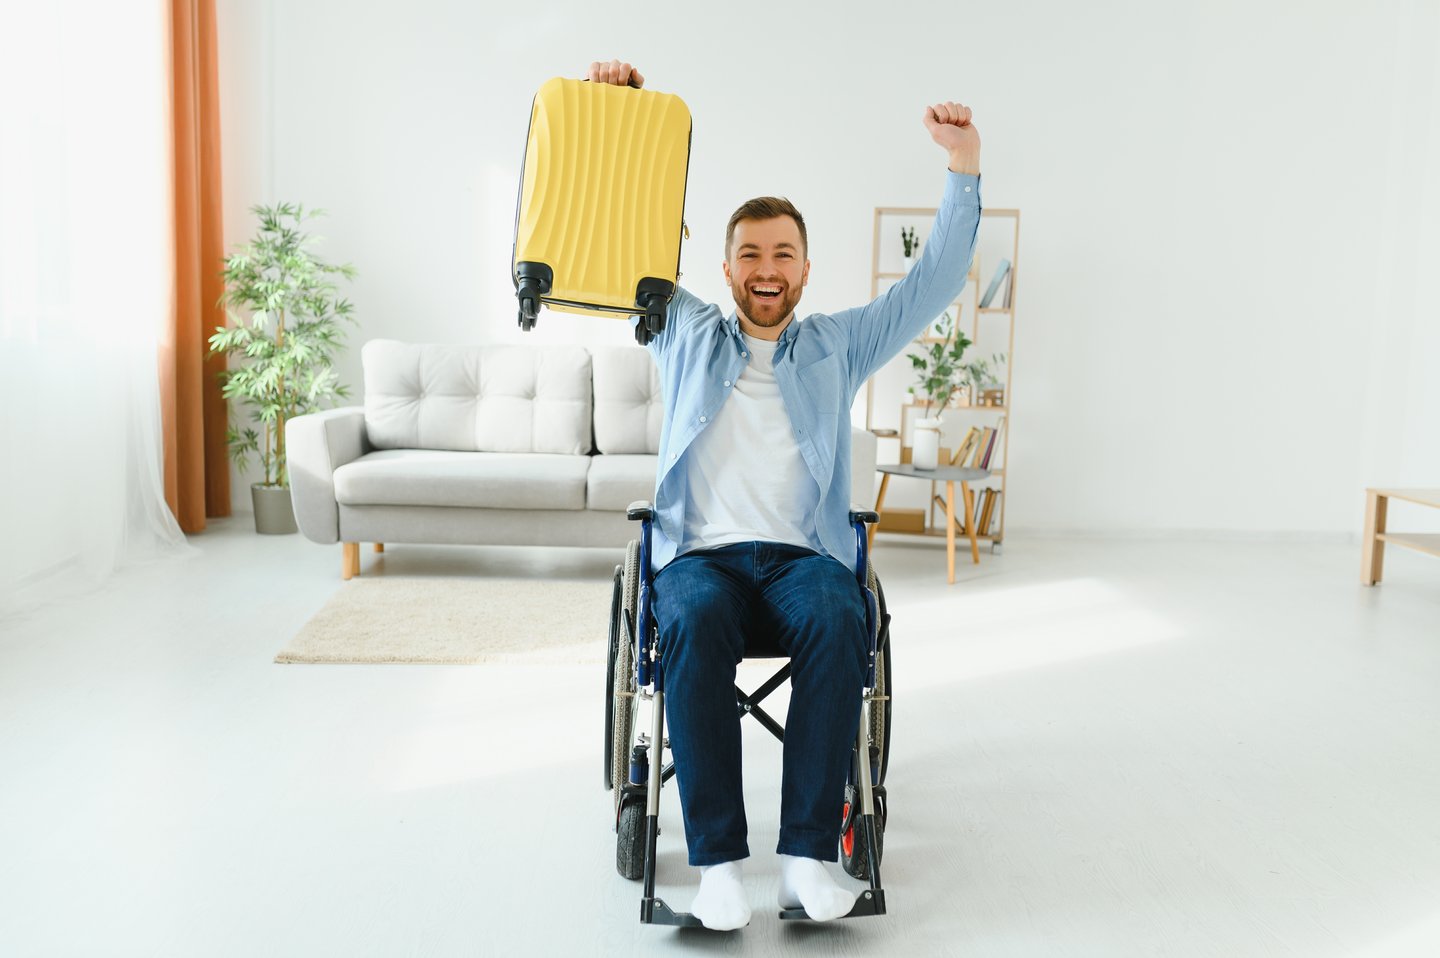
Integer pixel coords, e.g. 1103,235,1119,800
979,258,1012,308
963,353,1007,406
912,418,941,470
905,310,972,418
209,203,358,534
901,225,920,271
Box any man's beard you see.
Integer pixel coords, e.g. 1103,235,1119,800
730,282,802,329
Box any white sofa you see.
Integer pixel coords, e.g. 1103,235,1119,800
287,339,878,578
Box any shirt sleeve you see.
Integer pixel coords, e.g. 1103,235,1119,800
832,172,982,388
633,286,711,363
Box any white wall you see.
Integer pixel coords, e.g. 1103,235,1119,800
216,0,1440,535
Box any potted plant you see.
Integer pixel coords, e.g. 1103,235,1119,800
905,311,971,469
900,226,920,270
906,310,972,420
210,203,357,534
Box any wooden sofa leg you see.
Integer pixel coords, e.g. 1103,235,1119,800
374,543,385,553
343,542,360,580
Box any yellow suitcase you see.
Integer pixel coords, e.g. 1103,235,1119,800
512,77,692,345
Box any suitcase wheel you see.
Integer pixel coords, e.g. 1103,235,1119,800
518,295,538,331
514,263,552,334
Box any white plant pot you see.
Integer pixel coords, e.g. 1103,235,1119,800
912,418,941,470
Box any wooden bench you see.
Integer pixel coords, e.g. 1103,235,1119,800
1361,488,1440,585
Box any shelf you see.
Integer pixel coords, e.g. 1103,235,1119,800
876,527,1003,542
868,202,1018,552
894,403,1007,413
1377,533,1440,559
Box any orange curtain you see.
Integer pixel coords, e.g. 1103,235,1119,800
162,0,230,532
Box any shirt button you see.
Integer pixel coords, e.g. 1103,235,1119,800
723,380,731,387
964,186,972,192
670,454,677,460
699,416,707,423
741,352,748,358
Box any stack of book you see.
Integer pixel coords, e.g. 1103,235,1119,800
949,416,1006,470
972,488,1003,536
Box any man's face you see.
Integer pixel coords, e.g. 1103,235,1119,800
723,216,810,337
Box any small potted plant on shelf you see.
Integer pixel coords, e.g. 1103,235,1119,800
210,203,357,534
901,226,920,271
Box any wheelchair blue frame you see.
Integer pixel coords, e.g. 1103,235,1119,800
621,501,888,925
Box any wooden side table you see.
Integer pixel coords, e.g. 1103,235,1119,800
872,463,991,584
1362,488,1440,585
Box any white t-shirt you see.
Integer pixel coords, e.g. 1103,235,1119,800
680,333,822,554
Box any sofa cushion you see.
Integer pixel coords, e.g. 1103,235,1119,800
591,346,662,454
334,449,590,510
362,340,592,455
585,454,660,512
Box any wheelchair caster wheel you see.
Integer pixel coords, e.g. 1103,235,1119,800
616,797,646,880
840,791,885,882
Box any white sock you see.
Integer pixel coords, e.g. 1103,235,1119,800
691,860,751,931
778,854,857,922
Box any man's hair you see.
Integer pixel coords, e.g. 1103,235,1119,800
725,196,808,260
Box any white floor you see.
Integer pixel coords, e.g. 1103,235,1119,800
2,521,1439,957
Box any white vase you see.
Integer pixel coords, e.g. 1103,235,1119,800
902,254,917,273
912,418,941,470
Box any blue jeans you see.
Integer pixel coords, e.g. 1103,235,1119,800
651,541,868,866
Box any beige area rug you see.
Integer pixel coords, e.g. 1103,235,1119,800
276,576,613,665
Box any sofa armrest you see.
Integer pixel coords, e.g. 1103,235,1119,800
849,425,878,509
287,406,368,544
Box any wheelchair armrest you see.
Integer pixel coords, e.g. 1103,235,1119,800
849,509,879,526
627,500,655,522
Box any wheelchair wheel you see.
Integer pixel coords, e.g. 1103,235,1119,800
604,565,623,790
867,567,893,786
616,796,646,880
609,540,640,816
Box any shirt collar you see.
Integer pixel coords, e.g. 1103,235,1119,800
725,311,801,349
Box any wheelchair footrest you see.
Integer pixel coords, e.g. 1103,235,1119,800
778,887,886,921
642,897,705,927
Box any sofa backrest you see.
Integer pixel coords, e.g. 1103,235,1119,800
362,340,593,454
591,347,663,455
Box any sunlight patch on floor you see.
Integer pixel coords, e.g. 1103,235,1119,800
896,576,1186,688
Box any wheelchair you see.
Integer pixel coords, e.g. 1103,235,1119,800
603,503,893,925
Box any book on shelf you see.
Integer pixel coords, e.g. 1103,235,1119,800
969,425,995,468
949,426,982,466
979,258,1012,308
977,415,1006,469
979,488,995,534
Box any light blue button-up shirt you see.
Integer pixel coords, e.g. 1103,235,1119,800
639,171,982,573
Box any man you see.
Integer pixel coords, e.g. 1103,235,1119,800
588,59,981,929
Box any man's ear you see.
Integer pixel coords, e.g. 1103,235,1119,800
722,260,732,284
802,260,811,287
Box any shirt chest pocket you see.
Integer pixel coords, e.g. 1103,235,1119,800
796,352,843,414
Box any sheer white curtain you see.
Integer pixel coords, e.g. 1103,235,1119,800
0,1,191,619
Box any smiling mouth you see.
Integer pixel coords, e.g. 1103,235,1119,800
750,284,783,301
